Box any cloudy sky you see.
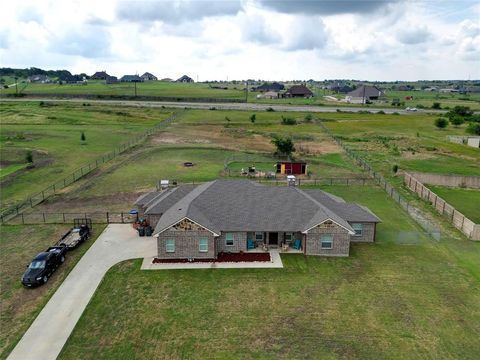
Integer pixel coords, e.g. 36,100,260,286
1,0,479,81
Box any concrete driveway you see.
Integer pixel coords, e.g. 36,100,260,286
7,224,156,360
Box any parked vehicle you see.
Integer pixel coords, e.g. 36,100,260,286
21,245,67,287
56,224,90,250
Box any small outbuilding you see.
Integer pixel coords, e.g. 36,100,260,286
276,161,307,175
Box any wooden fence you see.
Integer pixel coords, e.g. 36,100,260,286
404,172,479,240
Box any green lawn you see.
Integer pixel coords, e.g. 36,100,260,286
0,102,174,206
59,185,480,359
0,164,26,178
0,224,106,359
428,186,480,223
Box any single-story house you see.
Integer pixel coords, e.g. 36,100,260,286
254,82,285,92
120,75,144,82
345,85,385,103
276,161,307,175
91,71,109,80
257,91,279,99
28,75,50,83
135,180,380,259
105,75,118,84
141,72,158,81
284,84,313,98
176,75,194,83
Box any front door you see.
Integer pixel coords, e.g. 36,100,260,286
268,232,278,246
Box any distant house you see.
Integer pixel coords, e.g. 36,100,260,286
105,75,118,84
176,75,194,83
61,75,86,84
396,85,414,91
439,88,459,93
28,75,50,83
345,85,385,103
328,82,353,93
263,91,280,99
91,71,109,80
284,84,313,98
120,75,144,82
254,82,285,92
141,72,157,81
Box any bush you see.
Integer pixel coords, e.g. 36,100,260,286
466,123,480,135
434,118,448,129
281,116,297,125
447,105,473,119
432,102,441,109
392,164,399,174
250,114,256,123
81,132,86,142
449,116,465,127
304,114,313,122
416,104,426,109
377,110,385,115
266,107,275,112
25,150,33,163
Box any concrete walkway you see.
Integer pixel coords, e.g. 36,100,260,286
141,249,284,270
7,225,156,360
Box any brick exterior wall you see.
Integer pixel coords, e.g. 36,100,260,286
349,223,376,243
216,232,247,253
157,228,216,259
305,222,350,256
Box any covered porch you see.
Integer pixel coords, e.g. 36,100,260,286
246,231,304,253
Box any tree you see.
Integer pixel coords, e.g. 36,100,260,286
81,132,86,142
25,150,33,163
434,118,448,129
449,115,465,127
271,136,295,157
250,114,256,123
466,123,480,135
446,105,473,120
304,113,313,122
431,102,441,109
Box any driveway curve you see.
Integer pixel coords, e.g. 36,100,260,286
7,225,156,360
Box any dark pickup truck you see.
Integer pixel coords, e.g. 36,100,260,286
21,245,67,287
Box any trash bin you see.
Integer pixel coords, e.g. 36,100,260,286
145,226,153,237
138,227,145,237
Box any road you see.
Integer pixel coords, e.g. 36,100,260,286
7,225,156,360
0,97,446,114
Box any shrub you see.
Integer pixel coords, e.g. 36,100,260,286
431,102,441,109
281,116,297,125
447,105,473,119
466,123,480,135
434,118,448,129
304,114,313,122
25,150,33,163
225,116,231,123
392,112,400,115
266,107,275,112
250,114,256,123
81,132,86,142
392,164,399,173
449,116,465,127
377,110,385,115
416,104,426,109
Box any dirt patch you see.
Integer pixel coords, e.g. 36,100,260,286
151,132,210,145
401,151,436,160
152,252,271,263
296,140,342,155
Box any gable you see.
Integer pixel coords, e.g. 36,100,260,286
303,219,354,235
156,217,219,237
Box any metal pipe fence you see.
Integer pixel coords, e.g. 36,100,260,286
0,111,183,223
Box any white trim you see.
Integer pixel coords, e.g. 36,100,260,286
302,218,355,235
156,217,220,237
351,223,363,237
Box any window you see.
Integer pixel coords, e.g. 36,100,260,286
255,232,264,241
285,232,293,242
320,234,333,249
199,237,208,252
352,223,363,236
165,239,175,253
225,233,234,246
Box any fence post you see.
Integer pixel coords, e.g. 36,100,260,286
121,212,124,223
63,213,66,223
42,213,46,223
106,212,109,223
53,184,56,193
21,213,24,224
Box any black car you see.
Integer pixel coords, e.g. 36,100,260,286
21,246,67,287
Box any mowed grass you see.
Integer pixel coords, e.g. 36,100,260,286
0,224,106,358
0,102,174,206
428,186,480,223
322,112,480,177
59,185,480,359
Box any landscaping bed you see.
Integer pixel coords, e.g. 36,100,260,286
152,251,271,263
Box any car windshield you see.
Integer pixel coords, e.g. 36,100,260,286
29,260,46,269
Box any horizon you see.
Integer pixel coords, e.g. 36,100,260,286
1,0,479,81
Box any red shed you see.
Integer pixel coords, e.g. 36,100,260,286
276,161,307,175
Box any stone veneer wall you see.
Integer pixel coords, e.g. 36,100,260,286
216,232,247,253
157,228,216,259
306,222,350,256
349,223,376,243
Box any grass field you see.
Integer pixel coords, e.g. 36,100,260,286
2,80,479,109
0,224,106,358
428,186,480,223
57,185,480,359
0,102,173,206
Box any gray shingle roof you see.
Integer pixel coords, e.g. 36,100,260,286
347,85,385,98
150,180,380,236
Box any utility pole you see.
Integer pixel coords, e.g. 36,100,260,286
245,80,248,103
134,81,137,97
15,77,18,95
